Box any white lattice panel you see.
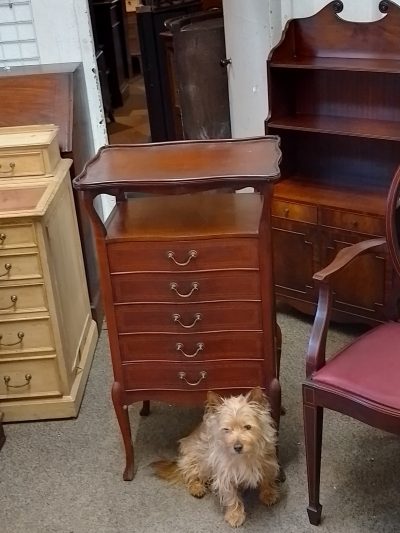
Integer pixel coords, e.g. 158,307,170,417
0,0,39,67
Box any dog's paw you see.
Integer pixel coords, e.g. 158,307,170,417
224,505,246,528
187,480,207,498
259,485,279,507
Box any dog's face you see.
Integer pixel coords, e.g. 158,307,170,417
206,388,273,456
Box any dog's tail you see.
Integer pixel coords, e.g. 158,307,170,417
151,460,181,484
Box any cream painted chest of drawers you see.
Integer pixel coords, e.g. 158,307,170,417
0,125,98,422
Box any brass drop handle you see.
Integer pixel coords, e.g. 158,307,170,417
176,342,204,358
178,370,207,387
0,295,17,311
170,281,199,298
0,331,24,347
4,373,32,388
172,313,202,329
167,249,197,266
0,263,12,277
0,233,6,244
0,162,15,175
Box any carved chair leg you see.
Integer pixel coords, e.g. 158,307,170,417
303,400,324,525
140,400,150,416
111,382,135,481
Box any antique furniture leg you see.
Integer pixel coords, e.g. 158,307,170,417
111,382,135,481
140,401,150,416
303,396,324,525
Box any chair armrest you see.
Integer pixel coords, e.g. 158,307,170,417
306,237,386,378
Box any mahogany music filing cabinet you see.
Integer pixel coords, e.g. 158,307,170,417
73,137,282,479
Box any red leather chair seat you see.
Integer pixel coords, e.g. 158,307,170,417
313,322,400,409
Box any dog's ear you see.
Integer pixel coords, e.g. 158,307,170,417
205,390,223,411
246,387,268,406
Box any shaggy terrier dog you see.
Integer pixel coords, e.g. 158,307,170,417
152,387,279,527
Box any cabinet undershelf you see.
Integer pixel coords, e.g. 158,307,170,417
269,115,400,141
274,178,386,217
270,56,400,73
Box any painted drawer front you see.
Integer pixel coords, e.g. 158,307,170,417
107,238,260,272
118,331,264,362
0,252,42,282
123,360,264,391
0,150,46,178
111,270,261,303
0,223,36,249
114,302,263,334
0,357,61,400
0,283,47,315
0,317,54,356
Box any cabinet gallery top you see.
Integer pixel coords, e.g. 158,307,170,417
73,137,282,193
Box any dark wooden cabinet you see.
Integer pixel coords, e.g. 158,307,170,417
73,136,282,480
266,0,400,325
91,0,130,108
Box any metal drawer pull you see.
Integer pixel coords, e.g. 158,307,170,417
0,295,17,310
0,331,24,347
167,249,197,266
0,162,15,175
4,373,32,388
178,370,207,386
0,263,12,277
176,342,204,358
170,281,199,298
0,233,6,244
173,313,201,329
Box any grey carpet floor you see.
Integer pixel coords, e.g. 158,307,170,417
1,310,399,533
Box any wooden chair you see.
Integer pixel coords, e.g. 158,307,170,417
303,166,400,525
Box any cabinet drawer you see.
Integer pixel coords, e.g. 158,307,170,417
107,238,259,273
115,302,263,333
0,223,36,249
0,358,61,400
118,331,264,362
111,271,261,303
0,252,42,282
0,317,54,356
0,151,46,178
320,209,385,235
123,360,264,392
0,283,47,315
272,199,317,224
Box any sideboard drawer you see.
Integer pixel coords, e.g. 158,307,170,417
0,252,42,282
123,360,264,391
115,302,263,333
118,331,264,362
107,238,260,272
0,151,46,178
0,358,61,399
0,223,36,249
320,208,385,235
111,270,261,303
272,199,317,224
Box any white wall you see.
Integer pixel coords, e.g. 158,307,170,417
223,0,394,138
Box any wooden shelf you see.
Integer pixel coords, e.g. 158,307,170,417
273,177,387,216
268,114,400,142
270,56,400,74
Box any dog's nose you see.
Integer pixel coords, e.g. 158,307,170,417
233,443,243,453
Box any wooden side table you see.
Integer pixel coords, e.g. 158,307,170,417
74,137,282,480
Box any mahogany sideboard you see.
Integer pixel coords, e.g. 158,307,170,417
266,0,400,325
73,136,282,479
